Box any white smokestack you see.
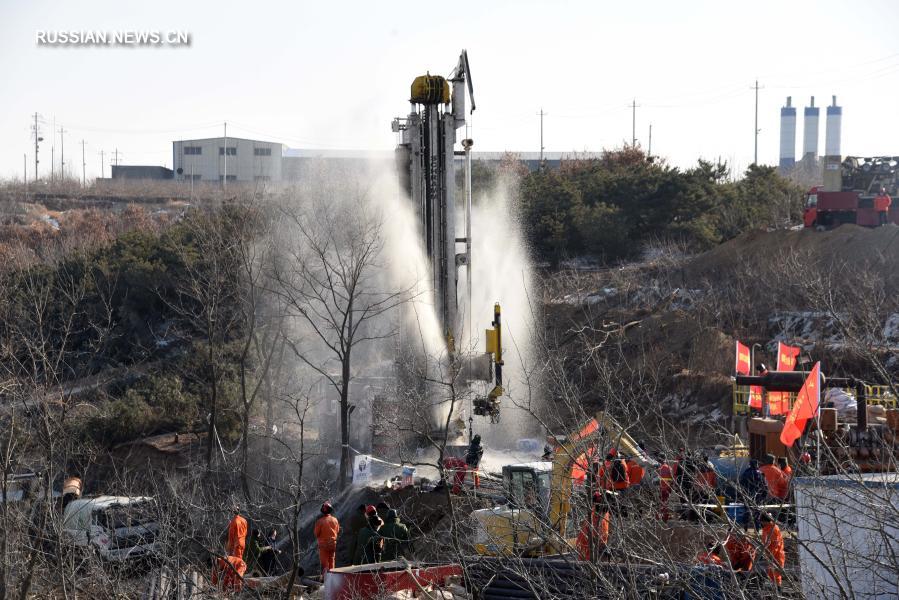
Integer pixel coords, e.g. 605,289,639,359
803,96,819,160
825,95,842,157
779,96,796,170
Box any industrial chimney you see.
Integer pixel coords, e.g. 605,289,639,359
779,96,796,172
825,95,842,157
802,96,819,161
822,95,843,191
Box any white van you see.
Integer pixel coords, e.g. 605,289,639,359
62,496,160,562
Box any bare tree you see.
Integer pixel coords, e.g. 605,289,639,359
272,185,409,490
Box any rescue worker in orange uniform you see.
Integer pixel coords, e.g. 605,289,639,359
227,505,248,560
576,492,611,561
597,453,615,491
696,542,725,566
626,458,645,486
443,457,467,495
657,454,673,522
875,187,892,226
777,456,792,480
724,529,756,572
213,555,247,592
314,501,340,575
761,513,786,586
696,454,718,502
759,454,789,501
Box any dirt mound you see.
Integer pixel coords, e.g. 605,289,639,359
685,225,899,289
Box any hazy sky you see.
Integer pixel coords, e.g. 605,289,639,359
1,0,897,181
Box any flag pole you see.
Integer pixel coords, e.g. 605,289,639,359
815,366,823,474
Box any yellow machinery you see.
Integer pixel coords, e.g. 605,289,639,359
471,412,655,556
473,303,504,422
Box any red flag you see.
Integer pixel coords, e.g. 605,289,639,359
735,341,751,375
777,342,801,371
780,362,821,447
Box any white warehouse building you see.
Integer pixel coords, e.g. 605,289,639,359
172,137,284,183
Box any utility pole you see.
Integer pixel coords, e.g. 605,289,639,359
632,98,637,147
752,80,763,165
99,150,105,179
24,154,27,190
32,113,42,183
51,116,55,181
537,109,546,163
112,148,121,167
223,121,228,190
81,140,86,186
648,123,653,158
59,126,66,179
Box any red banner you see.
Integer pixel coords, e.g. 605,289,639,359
768,393,790,415
735,341,751,375
777,342,801,371
749,386,763,409
780,362,821,447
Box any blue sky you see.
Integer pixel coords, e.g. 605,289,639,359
1,0,897,180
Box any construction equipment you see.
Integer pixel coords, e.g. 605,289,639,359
471,412,656,557
394,51,509,425
804,156,899,229
473,303,503,421
393,50,475,352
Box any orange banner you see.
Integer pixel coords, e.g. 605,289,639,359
735,341,751,375
780,362,821,447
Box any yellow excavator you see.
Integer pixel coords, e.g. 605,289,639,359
471,412,656,556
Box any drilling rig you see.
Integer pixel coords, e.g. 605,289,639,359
393,50,474,348
392,51,504,424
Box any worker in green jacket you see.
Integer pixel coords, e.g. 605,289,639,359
347,504,368,565
380,509,411,561
354,514,384,565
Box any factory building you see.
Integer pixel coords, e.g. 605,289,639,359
172,137,283,183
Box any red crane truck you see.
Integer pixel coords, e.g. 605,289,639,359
803,156,899,229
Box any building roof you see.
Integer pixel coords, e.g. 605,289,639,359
175,137,284,146
282,148,393,159
281,148,603,161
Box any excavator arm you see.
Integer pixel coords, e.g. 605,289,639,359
547,412,654,540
